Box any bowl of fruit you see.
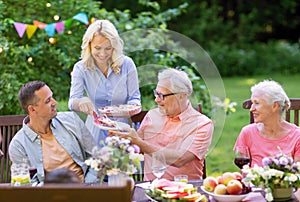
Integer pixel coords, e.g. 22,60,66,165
201,172,252,202
145,178,208,202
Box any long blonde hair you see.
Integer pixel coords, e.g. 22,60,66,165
80,20,124,74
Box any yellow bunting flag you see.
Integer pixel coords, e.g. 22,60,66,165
26,25,38,39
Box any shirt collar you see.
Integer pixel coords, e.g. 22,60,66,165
23,116,56,142
167,101,192,121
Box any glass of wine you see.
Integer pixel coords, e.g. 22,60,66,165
234,146,251,169
151,152,167,180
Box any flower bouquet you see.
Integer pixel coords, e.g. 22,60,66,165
85,136,144,182
242,148,300,201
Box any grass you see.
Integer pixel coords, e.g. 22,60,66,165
206,73,300,177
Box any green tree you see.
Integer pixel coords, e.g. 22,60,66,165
1,0,213,115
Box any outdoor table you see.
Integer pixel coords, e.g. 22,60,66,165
132,179,300,202
1,180,299,202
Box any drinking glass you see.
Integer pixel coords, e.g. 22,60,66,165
151,152,166,180
234,146,251,169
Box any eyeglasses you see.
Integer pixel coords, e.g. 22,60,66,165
153,89,179,101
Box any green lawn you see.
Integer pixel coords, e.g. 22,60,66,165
206,73,300,177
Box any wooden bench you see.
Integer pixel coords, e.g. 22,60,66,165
0,115,26,183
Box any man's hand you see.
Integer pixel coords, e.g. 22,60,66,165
108,128,139,144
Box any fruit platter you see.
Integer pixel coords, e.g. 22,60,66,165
144,179,208,202
98,104,141,117
201,172,252,202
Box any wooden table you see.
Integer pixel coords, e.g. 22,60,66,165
132,180,300,202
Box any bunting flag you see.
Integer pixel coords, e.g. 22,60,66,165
13,22,27,38
33,20,47,30
44,23,56,37
26,24,38,39
64,18,73,30
73,12,88,25
55,22,65,33
12,12,92,39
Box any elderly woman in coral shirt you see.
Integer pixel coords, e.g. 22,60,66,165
234,80,300,167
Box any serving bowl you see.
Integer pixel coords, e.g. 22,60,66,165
201,186,249,202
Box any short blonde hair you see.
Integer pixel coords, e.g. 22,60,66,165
251,80,290,112
80,20,124,73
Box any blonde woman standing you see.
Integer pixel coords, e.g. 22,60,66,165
68,20,141,145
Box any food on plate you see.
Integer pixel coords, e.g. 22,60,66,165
214,184,227,195
98,104,141,117
203,172,251,196
226,179,243,195
232,172,243,181
221,172,236,186
203,176,218,192
93,112,117,128
145,178,208,202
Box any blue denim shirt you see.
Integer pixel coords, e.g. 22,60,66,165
8,112,98,183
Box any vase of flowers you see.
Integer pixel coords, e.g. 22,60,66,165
242,147,300,201
85,136,144,186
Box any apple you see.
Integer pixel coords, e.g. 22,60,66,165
203,176,218,192
214,184,227,195
226,179,243,195
233,172,243,181
222,172,236,186
216,175,224,184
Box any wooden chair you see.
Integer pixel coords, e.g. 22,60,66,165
242,98,300,125
130,103,207,181
0,114,26,183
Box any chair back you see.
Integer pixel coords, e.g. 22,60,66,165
0,115,26,183
129,103,207,180
242,98,300,126
0,180,132,202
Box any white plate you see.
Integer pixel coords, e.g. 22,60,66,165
145,193,158,202
93,121,130,131
201,186,249,202
98,104,142,117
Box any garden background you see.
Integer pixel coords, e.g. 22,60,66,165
1,0,299,176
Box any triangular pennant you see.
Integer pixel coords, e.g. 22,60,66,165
13,22,27,38
73,12,88,25
33,20,47,30
55,22,65,33
64,18,73,30
26,24,38,39
90,17,98,24
44,23,56,37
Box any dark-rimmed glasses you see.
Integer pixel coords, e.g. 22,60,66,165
153,89,179,101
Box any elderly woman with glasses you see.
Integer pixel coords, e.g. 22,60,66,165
68,20,141,145
110,68,214,181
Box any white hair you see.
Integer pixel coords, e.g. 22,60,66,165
158,68,193,96
251,80,290,112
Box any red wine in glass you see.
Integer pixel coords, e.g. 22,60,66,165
234,156,251,169
234,146,251,169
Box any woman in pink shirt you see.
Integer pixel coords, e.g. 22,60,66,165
234,80,300,167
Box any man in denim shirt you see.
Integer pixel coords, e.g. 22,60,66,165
9,81,98,184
